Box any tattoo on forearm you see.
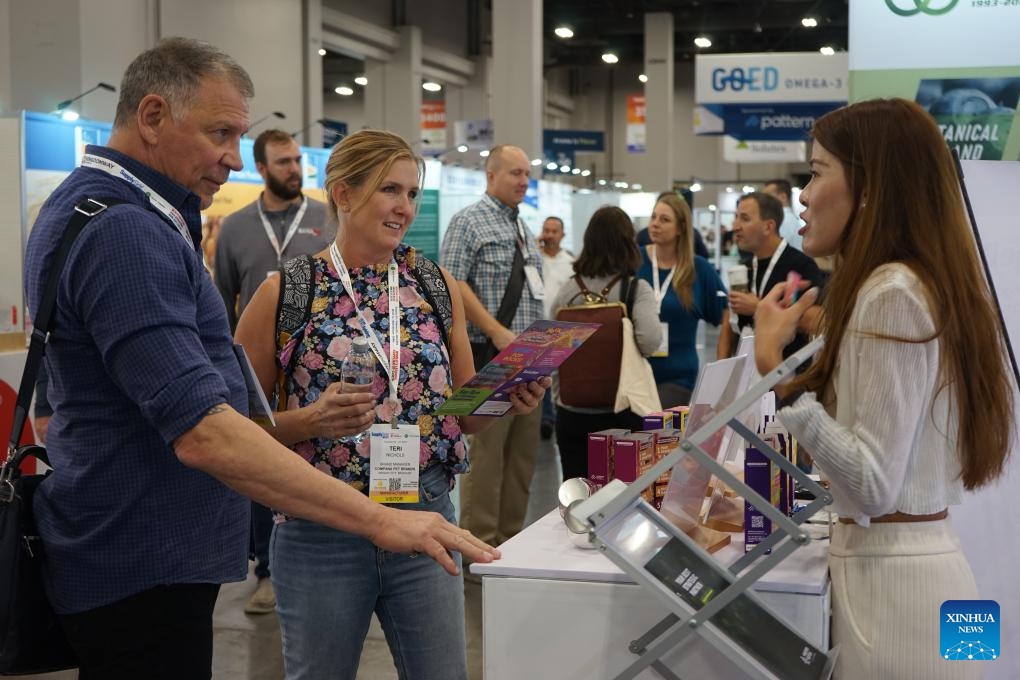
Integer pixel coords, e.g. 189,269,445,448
206,404,227,416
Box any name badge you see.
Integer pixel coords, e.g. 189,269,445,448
653,322,670,357
523,265,545,300
369,424,421,503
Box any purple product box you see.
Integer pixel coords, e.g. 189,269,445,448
587,428,630,486
642,411,674,431
613,431,657,484
744,446,781,553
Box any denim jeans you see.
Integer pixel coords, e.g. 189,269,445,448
270,465,467,680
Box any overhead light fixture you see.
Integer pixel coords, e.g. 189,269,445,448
638,73,648,83
546,161,558,170
423,81,442,92
742,185,755,193
55,81,116,121
689,182,703,192
725,186,735,193
554,26,574,39
708,204,718,211
601,52,619,64
354,75,368,86
632,183,643,190
598,179,607,186
335,85,354,96
560,165,571,173
318,48,327,56
571,168,581,175
531,158,543,166
819,46,836,56
457,144,469,152
581,169,591,177
802,17,818,28
694,36,712,48
480,149,490,157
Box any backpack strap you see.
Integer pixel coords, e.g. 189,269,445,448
566,273,623,305
274,254,314,406
409,253,453,351
620,275,638,318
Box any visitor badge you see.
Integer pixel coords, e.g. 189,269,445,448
653,322,669,357
524,265,546,300
369,424,421,503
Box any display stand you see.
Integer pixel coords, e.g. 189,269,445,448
570,338,837,680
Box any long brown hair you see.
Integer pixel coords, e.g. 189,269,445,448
794,98,1013,489
655,193,695,308
573,206,642,278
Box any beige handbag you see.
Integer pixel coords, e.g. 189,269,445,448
614,316,661,415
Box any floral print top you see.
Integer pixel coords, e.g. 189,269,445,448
278,244,467,499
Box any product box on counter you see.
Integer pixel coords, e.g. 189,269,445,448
612,431,657,503
743,445,780,552
586,428,631,486
642,411,674,431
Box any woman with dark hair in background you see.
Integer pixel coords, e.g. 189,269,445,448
638,193,727,407
549,206,661,481
755,98,1014,680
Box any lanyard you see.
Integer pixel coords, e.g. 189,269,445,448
257,195,308,266
328,243,401,411
80,153,194,249
751,239,788,298
650,245,678,313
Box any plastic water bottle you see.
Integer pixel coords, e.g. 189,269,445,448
340,336,375,445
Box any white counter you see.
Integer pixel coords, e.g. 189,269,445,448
473,510,830,680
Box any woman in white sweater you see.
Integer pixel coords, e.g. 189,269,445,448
755,98,1014,680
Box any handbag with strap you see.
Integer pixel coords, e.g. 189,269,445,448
555,274,632,410
1,197,124,674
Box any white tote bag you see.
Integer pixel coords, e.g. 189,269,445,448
614,316,661,415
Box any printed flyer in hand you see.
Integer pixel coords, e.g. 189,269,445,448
436,320,601,417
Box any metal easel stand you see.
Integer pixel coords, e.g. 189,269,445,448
570,338,839,680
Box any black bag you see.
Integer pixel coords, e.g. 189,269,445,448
470,224,527,370
0,446,76,674
0,197,121,674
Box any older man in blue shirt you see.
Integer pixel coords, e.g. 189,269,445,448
24,37,498,679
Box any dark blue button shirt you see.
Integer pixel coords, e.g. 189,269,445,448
24,145,250,614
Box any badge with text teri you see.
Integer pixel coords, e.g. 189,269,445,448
940,600,999,662
369,424,421,504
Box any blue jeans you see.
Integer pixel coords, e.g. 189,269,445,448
270,466,466,680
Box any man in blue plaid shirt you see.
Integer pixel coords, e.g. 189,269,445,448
440,145,545,551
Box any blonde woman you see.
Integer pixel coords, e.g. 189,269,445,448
637,192,727,407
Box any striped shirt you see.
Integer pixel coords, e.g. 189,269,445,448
440,194,543,343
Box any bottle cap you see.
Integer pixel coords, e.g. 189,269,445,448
352,336,368,348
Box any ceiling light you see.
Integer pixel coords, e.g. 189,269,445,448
638,74,648,83
571,168,581,175
457,144,468,152
531,158,543,166
581,170,591,177
318,48,327,56
598,179,607,186
742,185,755,193
708,204,718,211
335,85,354,96
819,46,835,56
422,81,442,92
632,183,642,190
354,76,368,86
694,36,712,48
480,150,490,157
560,165,571,173
802,17,818,28
546,161,558,170
619,182,630,189
725,186,735,193
690,182,702,192
61,110,80,122
601,52,619,64
554,26,574,39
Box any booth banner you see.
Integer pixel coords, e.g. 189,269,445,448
696,52,848,105
848,4,1020,161
404,158,442,261
693,105,725,135
453,118,493,150
698,102,842,141
543,129,605,168
626,95,646,153
722,136,807,164
421,101,446,156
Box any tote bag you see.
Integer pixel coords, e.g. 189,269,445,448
614,316,661,415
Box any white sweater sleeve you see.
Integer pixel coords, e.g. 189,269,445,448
778,275,939,518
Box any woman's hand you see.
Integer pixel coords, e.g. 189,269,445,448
754,283,818,375
507,376,552,416
307,382,376,439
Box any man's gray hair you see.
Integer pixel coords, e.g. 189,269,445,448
114,37,254,128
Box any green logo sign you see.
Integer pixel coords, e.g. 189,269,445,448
885,0,959,16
